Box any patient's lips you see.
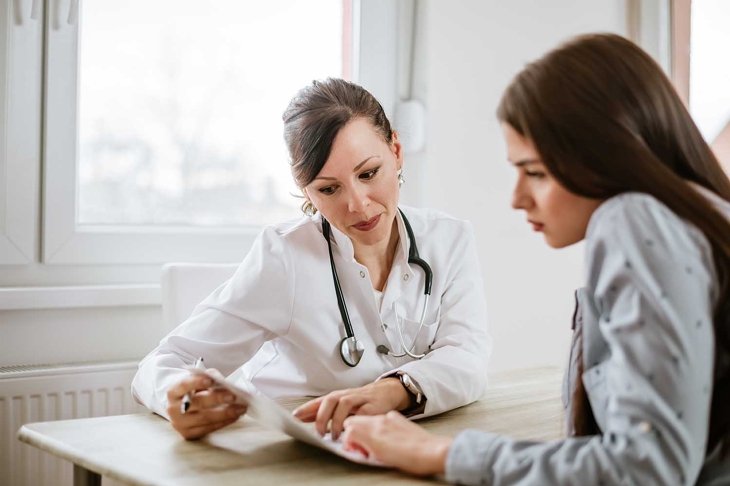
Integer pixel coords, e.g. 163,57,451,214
528,219,544,232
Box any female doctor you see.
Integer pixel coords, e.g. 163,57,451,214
132,78,491,440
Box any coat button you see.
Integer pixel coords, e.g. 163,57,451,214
403,273,410,281
359,271,366,278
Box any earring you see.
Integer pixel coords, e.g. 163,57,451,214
397,169,405,186
302,200,317,217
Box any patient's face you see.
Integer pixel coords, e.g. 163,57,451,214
305,117,402,253
503,123,602,248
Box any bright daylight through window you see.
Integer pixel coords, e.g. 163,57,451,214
689,0,730,172
78,0,345,227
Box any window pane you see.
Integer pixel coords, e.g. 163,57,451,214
690,0,730,172
78,0,344,226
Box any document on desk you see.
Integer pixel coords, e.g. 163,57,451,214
190,368,384,467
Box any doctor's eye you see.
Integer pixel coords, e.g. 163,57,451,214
318,185,338,195
359,167,380,180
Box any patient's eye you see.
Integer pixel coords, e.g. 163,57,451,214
525,169,545,179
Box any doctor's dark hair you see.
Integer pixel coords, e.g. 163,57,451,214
282,78,394,215
498,33,730,455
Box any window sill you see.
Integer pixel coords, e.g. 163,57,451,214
0,284,160,310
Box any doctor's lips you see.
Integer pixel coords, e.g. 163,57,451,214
352,214,381,231
528,219,544,232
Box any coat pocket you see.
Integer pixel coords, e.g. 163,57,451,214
395,315,440,355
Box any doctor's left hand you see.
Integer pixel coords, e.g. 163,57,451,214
292,378,410,440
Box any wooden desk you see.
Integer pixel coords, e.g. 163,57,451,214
18,367,564,485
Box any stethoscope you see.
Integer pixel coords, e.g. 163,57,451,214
322,208,433,367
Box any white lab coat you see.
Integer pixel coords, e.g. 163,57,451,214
132,206,491,419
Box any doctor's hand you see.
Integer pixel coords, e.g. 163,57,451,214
341,411,453,476
166,372,248,440
292,378,410,440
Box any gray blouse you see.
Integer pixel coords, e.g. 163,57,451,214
446,189,730,485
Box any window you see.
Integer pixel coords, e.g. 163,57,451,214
687,0,730,172
38,0,398,264
669,0,730,172
629,0,730,173
78,0,343,228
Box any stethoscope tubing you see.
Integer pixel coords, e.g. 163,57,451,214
322,208,433,366
390,293,430,359
322,220,355,339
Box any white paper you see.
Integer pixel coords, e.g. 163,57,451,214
190,368,384,466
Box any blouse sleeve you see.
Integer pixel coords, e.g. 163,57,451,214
131,226,296,417
446,194,716,485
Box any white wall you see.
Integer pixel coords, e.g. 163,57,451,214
422,0,627,372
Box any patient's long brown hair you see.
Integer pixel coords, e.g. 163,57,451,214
498,33,730,454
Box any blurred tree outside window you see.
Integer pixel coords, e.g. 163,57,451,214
78,0,345,227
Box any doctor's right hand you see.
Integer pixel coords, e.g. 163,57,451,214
166,372,248,440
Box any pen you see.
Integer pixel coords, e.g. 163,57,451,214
180,357,205,415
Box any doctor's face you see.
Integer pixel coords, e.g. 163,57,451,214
503,123,603,248
305,117,403,251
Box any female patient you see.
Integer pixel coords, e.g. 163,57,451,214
341,34,730,485
132,78,490,440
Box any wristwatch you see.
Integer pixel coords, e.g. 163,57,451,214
394,372,426,416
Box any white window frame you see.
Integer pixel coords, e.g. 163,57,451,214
0,0,42,264
627,0,690,104
41,0,399,265
669,0,690,104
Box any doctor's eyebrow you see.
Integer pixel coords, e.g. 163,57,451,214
313,156,381,181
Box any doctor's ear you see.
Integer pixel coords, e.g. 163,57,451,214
390,131,403,163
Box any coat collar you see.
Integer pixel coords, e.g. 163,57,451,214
315,209,411,267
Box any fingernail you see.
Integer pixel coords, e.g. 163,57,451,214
224,394,235,403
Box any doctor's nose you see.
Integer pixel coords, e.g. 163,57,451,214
347,187,370,213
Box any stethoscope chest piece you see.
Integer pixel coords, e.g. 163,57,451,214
340,336,364,367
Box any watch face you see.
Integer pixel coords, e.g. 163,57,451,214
399,373,422,403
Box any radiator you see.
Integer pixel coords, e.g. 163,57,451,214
0,361,145,486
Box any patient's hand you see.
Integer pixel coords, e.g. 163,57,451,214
291,378,410,440
341,411,452,476
166,371,248,440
